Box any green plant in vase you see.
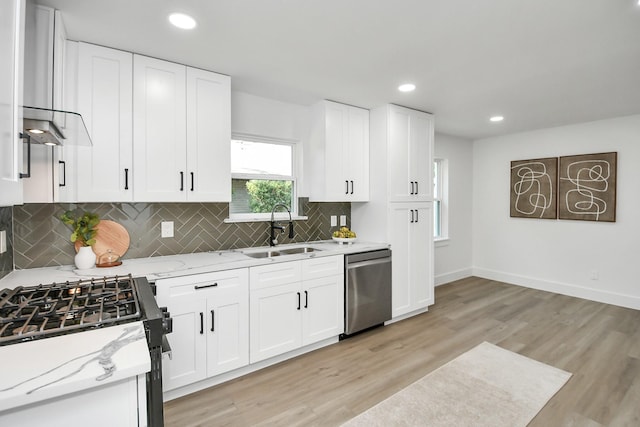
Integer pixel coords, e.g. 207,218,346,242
60,210,100,247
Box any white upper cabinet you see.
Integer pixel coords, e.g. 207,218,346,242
133,54,187,202
133,55,231,202
76,42,133,202
387,104,433,202
307,100,369,202
0,0,24,206
185,67,231,202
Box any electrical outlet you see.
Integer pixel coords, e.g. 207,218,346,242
340,215,347,226
0,230,6,254
330,215,337,227
161,221,174,238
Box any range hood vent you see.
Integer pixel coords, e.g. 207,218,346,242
23,106,92,146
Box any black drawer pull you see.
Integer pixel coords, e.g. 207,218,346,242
199,312,204,334
58,161,66,187
304,290,308,308
297,292,301,310
345,180,349,195
180,171,184,191
194,283,218,290
190,172,194,191
210,310,215,332
124,168,129,190
415,181,419,195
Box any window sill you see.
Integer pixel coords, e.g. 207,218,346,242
224,216,308,224
435,237,450,248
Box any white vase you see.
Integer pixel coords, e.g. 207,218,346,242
75,246,96,269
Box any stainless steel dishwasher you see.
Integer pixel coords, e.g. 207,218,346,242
341,249,392,338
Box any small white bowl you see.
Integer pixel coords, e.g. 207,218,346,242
332,237,357,244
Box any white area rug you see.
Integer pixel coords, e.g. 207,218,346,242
342,342,571,427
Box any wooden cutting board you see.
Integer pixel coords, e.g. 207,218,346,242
75,220,130,261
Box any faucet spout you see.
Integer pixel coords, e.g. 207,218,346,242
270,203,294,246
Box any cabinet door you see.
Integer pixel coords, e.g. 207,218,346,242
346,105,369,201
161,293,207,391
411,204,434,308
186,68,231,202
205,271,249,377
249,282,302,363
133,54,187,201
301,275,343,346
388,105,433,202
77,43,133,201
323,101,349,198
388,203,434,317
0,0,24,206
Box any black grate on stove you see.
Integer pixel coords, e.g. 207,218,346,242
0,275,141,346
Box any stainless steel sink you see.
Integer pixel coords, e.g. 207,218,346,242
242,246,322,259
244,250,281,258
279,246,321,255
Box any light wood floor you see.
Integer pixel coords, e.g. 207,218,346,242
164,277,640,426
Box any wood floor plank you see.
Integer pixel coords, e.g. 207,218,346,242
164,277,640,426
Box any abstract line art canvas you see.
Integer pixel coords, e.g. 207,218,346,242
558,152,617,222
510,157,558,219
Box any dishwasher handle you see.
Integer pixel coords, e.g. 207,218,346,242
347,257,391,270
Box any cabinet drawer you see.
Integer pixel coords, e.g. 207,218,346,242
156,268,248,301
250,261,302,290
302,255,344,280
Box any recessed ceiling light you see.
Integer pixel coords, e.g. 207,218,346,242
398,83,416,92
489,116,504,122
169,13,197,30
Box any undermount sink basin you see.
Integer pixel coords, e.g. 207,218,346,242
244,250,281,258
279,246,321,255
242,246,322,259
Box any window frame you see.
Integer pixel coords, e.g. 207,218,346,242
433,158,448,241
229,133,300,222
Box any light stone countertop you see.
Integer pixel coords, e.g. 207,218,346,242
0,240,389,289
0,322,150,413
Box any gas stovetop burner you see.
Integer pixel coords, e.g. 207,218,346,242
0,275,141,346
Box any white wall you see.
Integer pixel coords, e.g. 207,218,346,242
472,114,640,309
434,132,473,285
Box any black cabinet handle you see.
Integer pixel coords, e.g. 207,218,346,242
124,168,129,190
180,172,184,191
409,181,414,195
345,180,349,195
19,133,31,179
199,312,204,334
297,292,301,310
58,160,66,187
304,290,308,308
210,310,215,332
350,180,354,194
190,172,194,191
410,209,414,223
415,181,419,195
194,282,218,290
415,209,419,223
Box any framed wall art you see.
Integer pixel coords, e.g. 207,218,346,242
510,157,558,219
558,152,617,222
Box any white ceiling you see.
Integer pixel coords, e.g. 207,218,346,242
37,0,640,140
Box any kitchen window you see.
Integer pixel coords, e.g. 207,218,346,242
433,158,448,240
229,135,299,221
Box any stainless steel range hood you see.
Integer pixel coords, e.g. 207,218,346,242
23,106,92,146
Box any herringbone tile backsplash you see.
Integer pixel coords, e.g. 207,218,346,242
0,207,12,279
12,200,350,269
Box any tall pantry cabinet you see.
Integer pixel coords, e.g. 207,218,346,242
352,104,434,319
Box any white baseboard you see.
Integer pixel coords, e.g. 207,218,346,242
472,267,640,310
435,268,473,287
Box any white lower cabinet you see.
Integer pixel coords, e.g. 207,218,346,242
156,268,249,391
388,203,434,317
249,256,344,363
